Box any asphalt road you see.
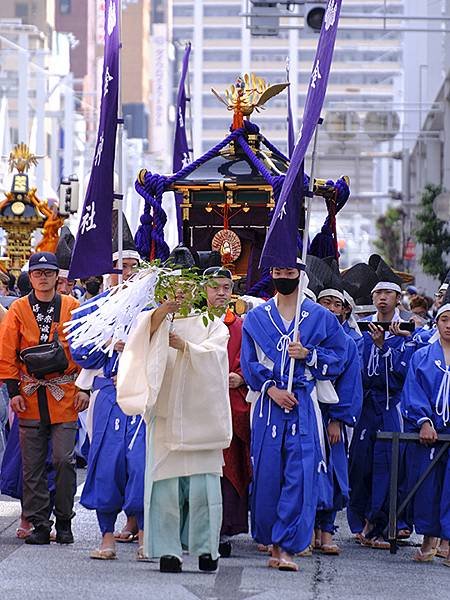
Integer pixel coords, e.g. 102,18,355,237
0,473,449,600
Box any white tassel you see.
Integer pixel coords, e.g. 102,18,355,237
64,266,170,355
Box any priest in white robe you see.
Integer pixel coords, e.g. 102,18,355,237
117,298,232,573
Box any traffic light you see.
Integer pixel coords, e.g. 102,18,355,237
249,1,280,36
304,2,327,33
59,175,79,215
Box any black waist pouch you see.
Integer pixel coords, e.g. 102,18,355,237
20,332,69,379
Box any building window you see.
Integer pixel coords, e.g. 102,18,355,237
15,3,29,18
204,28,241,40
59,0,71,15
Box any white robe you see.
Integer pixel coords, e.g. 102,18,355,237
117,310,232,481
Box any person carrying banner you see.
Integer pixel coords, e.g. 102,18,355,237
347,256,415,547
203,266,251,558
0,251,87,545
241,259,348,571
69,224,146,560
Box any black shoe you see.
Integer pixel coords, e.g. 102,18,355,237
160,555,182,573
199,553,219,572
219,541,232,558
55,519,74,544
24,525,50,545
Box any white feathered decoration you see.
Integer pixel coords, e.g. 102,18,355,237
64,266,172,356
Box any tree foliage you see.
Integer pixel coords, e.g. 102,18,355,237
415,183,450,281
374,206,403,269
151,260,225,326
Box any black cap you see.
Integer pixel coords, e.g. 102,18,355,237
167,244,196,269
29,252,59,272
306,255,337,298
342,262,379,312
55,226,75,272
368,254,403,287
203,266,233,281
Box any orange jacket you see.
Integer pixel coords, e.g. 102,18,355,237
0,294,80,423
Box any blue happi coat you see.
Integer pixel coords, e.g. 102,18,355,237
241,297,348,553
348,313,415,533
412,325,435,349
401,340,450,538
70,297,145,516
317,333,363,520
343,320,364,364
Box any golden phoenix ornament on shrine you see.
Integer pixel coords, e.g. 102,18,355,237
7,143,44,174
211,73,289,130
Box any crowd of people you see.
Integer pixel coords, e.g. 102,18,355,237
0,230,449,574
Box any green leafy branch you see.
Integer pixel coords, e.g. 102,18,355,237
140,260,226,326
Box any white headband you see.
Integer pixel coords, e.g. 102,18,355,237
112,250,140,263
343,290,355,308
58,269,69,279
439,283,449,293
318,288,344,303
436,303,450,320
371,281,401,294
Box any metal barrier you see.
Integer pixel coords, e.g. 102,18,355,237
376,431,450,554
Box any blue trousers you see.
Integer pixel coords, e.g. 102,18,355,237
405,443,449,538
348,396,409,534
315,510,337,534
81,379,145,529
97,509,144,535
251,397,320,555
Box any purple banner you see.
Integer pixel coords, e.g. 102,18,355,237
173,43,191,241
69,0,119,279
260,0,342,270
173,43,191,173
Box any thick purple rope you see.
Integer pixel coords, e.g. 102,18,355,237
135,128,243,259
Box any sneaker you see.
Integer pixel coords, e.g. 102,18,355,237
55,519,74,544
24,525,50,545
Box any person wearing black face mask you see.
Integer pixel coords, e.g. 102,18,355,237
271,268,300,297
240,261,349,572
81,276,103,302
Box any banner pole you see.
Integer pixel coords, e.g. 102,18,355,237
287,118,322,394
116,0,124,284
185,43,194,162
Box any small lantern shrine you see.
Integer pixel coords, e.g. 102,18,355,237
0,144,65,274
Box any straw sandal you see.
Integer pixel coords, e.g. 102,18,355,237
371,537,391,550
267,557,280,568
90,547,117,560
278,557,299,572
321,544,341,555
413,548,436,563
114,530,138,543
297,545,313,557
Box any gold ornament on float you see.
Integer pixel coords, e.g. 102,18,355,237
211,229,241,265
